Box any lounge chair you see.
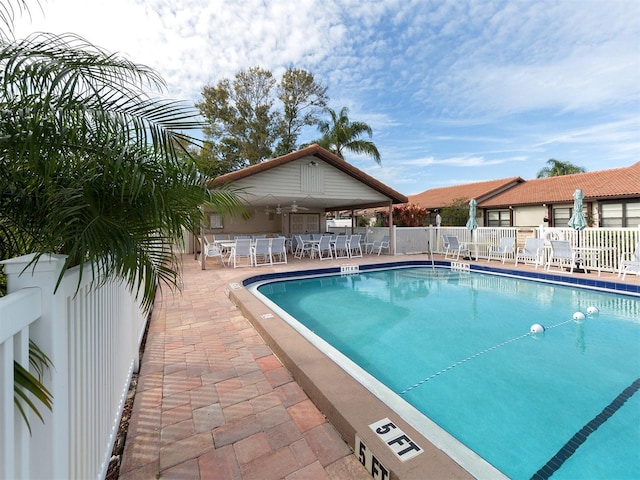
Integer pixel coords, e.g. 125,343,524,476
515,238,545,268
348,234,363,258
487,237,515,264
252,237,272,266
270,237,288,264
546,240,578,273
443,235,470,260
230,238,253,268
618,241,640,280
372,235,390,255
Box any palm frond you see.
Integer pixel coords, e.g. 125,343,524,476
13,340,53,434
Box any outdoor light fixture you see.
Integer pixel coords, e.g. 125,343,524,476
276,205,282,215
309,160,318,166
290,201,298,213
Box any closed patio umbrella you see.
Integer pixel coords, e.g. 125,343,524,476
568,188,587,231
466,198,478,233
568,188,587,271
465,198,478,255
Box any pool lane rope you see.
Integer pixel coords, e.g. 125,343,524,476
399,318,575,395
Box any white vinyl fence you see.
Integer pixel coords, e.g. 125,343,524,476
0,254,148,480
343,225,639,273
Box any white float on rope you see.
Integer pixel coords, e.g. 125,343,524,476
586,306,599,316
530,323,545,334
573,311,586,321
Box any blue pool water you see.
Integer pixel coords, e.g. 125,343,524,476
255,267,640,479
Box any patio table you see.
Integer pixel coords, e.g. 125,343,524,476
573,246,615,276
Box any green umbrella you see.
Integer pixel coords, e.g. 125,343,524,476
568,189,587,231
568,188,587,272
466,198,478,231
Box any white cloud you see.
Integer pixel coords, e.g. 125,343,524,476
9,0,639,195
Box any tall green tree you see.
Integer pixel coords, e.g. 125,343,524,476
197,66,277,167
312,106,381,165
0,4,245,428
196,66,327,171
536,159,586,178
274,68,328,156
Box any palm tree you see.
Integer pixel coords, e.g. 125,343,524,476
1,9,245,428
313,106,381,165
537,159,586,178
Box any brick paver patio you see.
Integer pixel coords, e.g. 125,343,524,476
118,254,373,480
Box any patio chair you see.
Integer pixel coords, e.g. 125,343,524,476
252,238,272,266
333,235,350,259
312,235,333,260
230,238,253,268
515,238,545,268
443,235,470,260
270,237,288,264
546,240,578,273
204,238,226,266
372,235,390,255
294,234,312,258
618,241,640,280
348,234,363,258
487,237,515,264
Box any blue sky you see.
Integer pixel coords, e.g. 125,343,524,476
14,0,640,195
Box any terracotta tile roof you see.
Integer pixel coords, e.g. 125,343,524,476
209,144,408,205
408,177,524,209
480,161,640,207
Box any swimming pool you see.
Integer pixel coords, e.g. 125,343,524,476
247,265,640,479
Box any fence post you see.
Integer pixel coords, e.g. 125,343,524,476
2,253,70,480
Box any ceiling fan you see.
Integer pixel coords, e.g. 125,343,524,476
264,201,309,215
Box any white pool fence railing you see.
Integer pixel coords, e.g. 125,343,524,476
333,226,640,273
0,254,148,480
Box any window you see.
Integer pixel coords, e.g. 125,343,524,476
600,201,640,227
487,209,510,227
209,214,223,229
552,207,571,226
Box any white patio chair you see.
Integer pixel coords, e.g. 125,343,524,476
515,238,545,268
618,241,640,280
333,235,350,259
203,238,226,266
294,234,312,258
546,240,578,273
487,237,515,264
252,238,272,266
372,235,390,255
443,235,469,260
348,234,362,258
312,235,333,260
230,238,253,268
270,237,288,264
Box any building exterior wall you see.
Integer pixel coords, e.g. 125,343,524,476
232,157,389,204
